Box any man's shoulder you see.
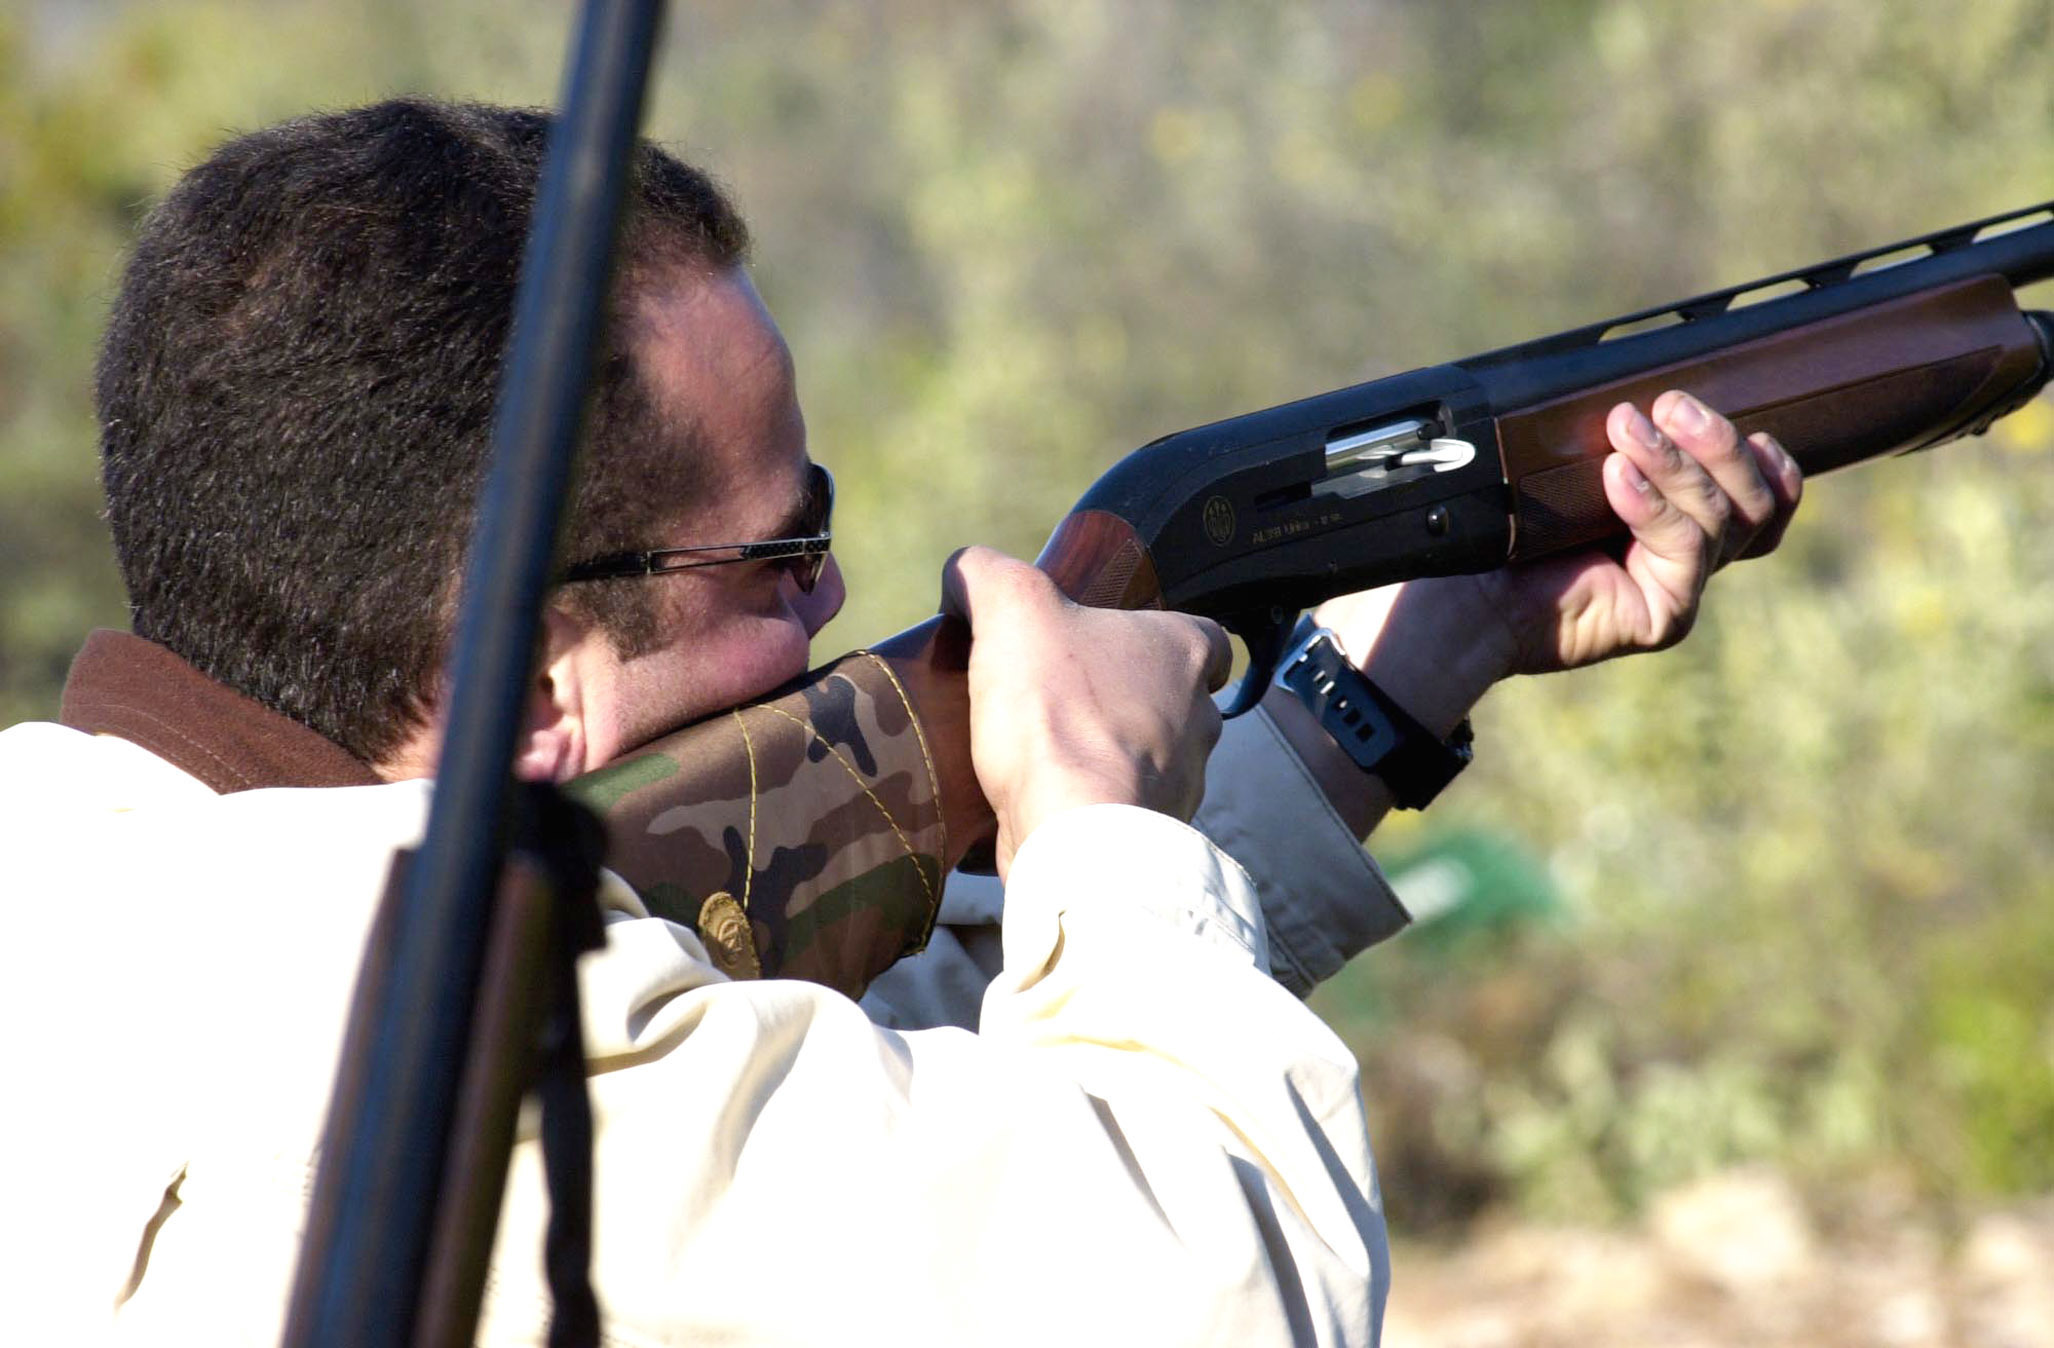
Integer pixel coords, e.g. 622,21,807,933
1,719,214,811
0,718,436,891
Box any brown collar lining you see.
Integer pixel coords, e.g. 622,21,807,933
59,629,381,793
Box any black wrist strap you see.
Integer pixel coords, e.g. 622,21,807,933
1276,620,1473,810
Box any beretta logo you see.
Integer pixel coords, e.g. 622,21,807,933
1202,495,1236,547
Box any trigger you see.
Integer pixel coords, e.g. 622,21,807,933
1219,607,1298,720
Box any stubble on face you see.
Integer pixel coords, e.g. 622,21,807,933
374,264,840,781
596,264,842,754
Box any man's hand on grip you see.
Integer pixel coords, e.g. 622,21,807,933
940,546,1231,879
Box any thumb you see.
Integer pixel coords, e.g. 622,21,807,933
939,545,1057,631
937,546,979,624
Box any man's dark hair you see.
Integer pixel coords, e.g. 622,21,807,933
96,98,751,763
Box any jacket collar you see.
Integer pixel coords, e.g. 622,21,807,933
59,629,381,793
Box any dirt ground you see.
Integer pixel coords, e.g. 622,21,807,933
1384,1172,2054,1347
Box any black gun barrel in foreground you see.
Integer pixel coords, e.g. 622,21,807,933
285,3,663,1346
577,200,2054,1003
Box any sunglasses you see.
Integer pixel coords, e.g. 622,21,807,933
558,463,834,593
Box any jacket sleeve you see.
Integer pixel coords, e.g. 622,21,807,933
487,804,1390,1347
862,704,1411,1031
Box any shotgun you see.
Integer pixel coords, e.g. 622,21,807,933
569,199,2054,1000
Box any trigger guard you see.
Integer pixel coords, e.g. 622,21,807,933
1219,675,1269,720
1218,608,1299,720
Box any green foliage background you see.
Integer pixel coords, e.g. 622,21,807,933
5,0,2051,1230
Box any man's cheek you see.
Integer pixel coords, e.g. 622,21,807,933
703,622,810,713
753,620,814,690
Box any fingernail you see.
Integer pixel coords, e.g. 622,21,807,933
1667,393,1710,434
1625,407,1662,449
1621,457,1654,495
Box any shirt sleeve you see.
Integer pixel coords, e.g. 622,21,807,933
1192,704,1411,996
485,803,1390,1348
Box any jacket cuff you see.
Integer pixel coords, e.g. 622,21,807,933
1001,803,1269,977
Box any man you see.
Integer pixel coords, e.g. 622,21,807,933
1,100,1795,1342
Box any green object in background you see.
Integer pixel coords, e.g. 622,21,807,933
1306,825,1560,1037
1384,828,1560,958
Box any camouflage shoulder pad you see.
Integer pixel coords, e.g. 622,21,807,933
566,650,946,1001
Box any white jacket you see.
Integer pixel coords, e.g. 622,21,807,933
0,721,1390,1346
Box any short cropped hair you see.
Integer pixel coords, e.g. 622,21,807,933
96,99,750,762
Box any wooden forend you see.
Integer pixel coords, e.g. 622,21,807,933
1496,276,2047,560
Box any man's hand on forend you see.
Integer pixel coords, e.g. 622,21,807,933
1313,391,1805,737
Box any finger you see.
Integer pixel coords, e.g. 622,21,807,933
1600,449,1708,647
1174,696,1224,818
1735,431,1804,559
1190,615,1233,693
1606,400,1732,565
1193,694,1224,752
936,546,980,624
1651,390,1778,564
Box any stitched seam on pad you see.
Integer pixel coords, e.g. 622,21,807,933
729,706,759,913
852,652,944,852
852,651,945,937
750,703,938,910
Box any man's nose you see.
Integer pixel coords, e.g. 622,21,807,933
796,553,846,636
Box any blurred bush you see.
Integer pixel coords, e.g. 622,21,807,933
5,0,2051,1232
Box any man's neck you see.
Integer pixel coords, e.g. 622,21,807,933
59,630,381,792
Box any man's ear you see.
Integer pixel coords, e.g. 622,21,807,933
516,607,602,783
